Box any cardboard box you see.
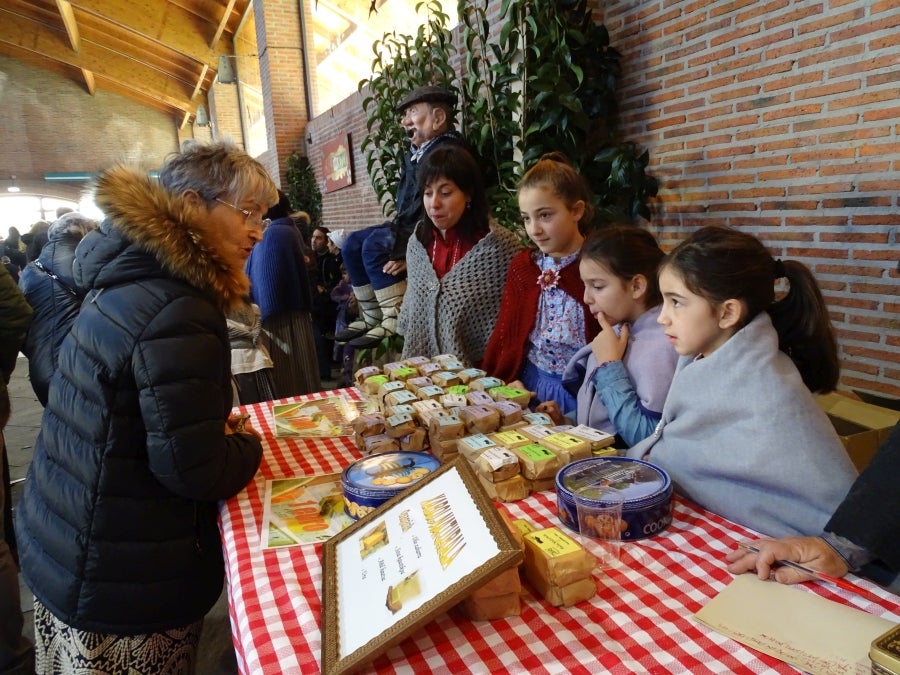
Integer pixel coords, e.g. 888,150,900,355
816,392,900,471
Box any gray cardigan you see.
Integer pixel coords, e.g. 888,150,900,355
627,312,857,538
399,220,521,365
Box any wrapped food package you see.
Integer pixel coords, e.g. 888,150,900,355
476,472,529,502
459,405,501,435
510,442,561,480
474,447,520,483
350,412,386,438
522,527,594,587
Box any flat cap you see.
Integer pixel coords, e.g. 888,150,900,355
396,85,456,113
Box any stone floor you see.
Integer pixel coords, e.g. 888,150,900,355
5,355,239,674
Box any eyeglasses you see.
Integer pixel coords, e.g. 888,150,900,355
215,197,264,227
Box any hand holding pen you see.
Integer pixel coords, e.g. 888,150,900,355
725,537,855,592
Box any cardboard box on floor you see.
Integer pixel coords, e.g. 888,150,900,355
816,392,900,472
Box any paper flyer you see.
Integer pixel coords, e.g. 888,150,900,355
261,474,354,549
272,395,361,438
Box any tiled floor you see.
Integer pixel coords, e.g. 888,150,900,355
6,355,238,674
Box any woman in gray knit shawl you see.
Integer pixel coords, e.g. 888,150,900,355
398,146,521,365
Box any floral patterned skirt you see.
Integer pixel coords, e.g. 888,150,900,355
33,600,202,675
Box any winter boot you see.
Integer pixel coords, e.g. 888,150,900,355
334,284,380,343
349,281,406,349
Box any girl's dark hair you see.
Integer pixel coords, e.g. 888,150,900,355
581,226,665,307
518,152,594,231
662,226,839,393
415,145,489,248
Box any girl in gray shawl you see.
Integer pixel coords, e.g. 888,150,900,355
627,226,857,538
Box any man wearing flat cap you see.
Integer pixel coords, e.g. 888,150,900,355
336,84,465,348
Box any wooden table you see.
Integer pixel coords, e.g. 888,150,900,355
220,389,900,674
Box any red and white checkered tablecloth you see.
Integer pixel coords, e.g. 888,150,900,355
220,389,900,675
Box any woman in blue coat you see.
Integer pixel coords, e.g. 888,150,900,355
16,141,277,674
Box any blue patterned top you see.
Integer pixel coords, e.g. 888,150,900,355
526,251,585,375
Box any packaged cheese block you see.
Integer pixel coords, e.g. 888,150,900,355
488,385,532,407
362,433,401,455
525,476,558,493
538,432,591,465
485,400,524,426
385,403,416,419
510,442,561,480
458,433,497,462
430,438,459,462
466,390,495,406
512,518,536,539
446,384,470,396
469,566,522,599
441,359,466,372
498,509,526,551
559,424,616,452
592,446,620,458
459,405,501,435
417,384,445,401
354,365,382,387
384,389,419,408
522,411,554,426
362,374,389,395
469,376,505,391
399,427,428,451
418,407,452,428
377,380,406,401
522,527,594,587
440,393,468,409
518,424,556,443
431,353,458,365
476,472,529,502
403,355,431,368
474,447,520,483
384,412,417,438
431,371,461,388
411,398,443,417
417,362,443,377
461,592,521,621
382,361,406,374
489,429,532,449
350,412,386,437
405,376,434,393
526,573,597,608
499,420,528,431
456,367,487,384
427,413,466,441
389,366,419,382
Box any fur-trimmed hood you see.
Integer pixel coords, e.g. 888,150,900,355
82,165,250,310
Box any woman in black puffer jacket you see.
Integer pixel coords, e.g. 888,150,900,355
16,141,277,674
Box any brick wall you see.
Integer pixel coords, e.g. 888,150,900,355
594,0,899,397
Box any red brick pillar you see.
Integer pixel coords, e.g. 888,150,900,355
252,0,311,186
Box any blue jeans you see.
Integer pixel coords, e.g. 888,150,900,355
342,224,403,291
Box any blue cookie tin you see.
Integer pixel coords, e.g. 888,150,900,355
555,457,674,540
341,451,441,521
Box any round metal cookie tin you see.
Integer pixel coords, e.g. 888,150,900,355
556,456,674,541
341,451,441,521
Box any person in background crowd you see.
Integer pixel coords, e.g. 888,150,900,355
21,221,51,263
226,298,276,405
625,225,856,539
0,271,34,675
482,152,598,412
16,140,276,674
335,84,467,349
1,257,18,283
330,263,356,388
1,228,26,273
18,212,98,406
309,225,341,382
55,206,74,219
398,145,521,365
727,421,900,593
246,192,321,397
537,226,678,448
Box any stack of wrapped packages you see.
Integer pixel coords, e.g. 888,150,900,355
351,354,617,503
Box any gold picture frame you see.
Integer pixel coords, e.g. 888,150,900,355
321,458,523,674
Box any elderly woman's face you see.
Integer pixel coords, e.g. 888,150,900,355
211,194,265,260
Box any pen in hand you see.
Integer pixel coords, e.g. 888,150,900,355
736,542,861,594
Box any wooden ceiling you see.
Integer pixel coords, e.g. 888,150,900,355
0,0,253,128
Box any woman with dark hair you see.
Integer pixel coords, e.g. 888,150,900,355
398,145,521,365
245,192,321,396
626,225,856,539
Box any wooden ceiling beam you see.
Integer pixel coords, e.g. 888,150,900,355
81,67,95,94
191,63,209,101
55,0,80,52
209,0,238,50
0,8,195,112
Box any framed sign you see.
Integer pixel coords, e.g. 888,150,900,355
322,134,353,193
321,458,523,675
